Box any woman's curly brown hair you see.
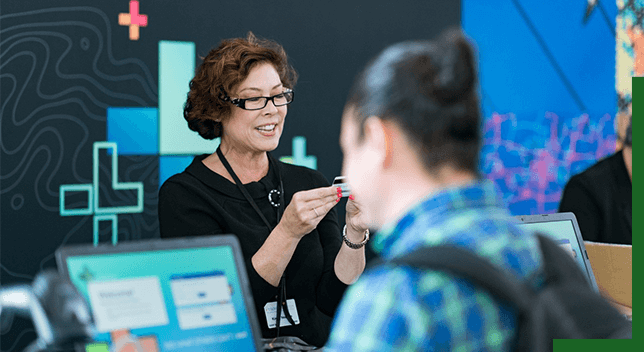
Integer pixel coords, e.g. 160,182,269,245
184,32,298,139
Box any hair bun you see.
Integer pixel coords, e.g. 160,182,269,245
430,28,476,105
186,115,220,140
448,117,477,141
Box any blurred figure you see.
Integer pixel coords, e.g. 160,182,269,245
0,269,92,352
559,115,632,244
325,28,543,351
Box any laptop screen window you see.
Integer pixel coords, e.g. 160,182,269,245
517,220,589,278
65,246,257,352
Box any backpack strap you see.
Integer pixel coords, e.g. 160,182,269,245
384,233,586,310
534,234,590,287
382,234,631,345
534,234,632,339
387,244,533,312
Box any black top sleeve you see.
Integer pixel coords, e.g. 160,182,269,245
158,177,278,300
558,175,602,242
158,180,223,238
558,151,632,245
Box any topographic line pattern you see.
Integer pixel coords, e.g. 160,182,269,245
1,6,160,350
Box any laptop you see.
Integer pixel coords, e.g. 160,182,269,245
56,235,263,352
515,212,599,292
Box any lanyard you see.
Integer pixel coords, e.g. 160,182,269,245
216,147,295,335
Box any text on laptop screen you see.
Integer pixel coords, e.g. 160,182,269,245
516,220,588,277
65,246,257,352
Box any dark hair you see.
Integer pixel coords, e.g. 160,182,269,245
345,28,481,175
184,32,298,139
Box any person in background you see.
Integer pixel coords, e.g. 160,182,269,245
158,32,368,349
559,115,632,245
324,28,543,351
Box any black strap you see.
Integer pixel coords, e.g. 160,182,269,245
383,235,631,345
216,147,294,335
217,147,276,230
382,235,586,316
386,244,533,312
276,274,296,336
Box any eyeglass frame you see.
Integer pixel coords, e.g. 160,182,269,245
219,89,294,111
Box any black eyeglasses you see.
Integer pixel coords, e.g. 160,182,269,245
220,90,294,111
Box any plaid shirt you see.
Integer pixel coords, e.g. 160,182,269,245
325,180,543,351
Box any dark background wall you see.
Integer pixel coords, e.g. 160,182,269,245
0,0,461,350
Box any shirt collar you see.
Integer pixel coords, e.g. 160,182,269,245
371,179,504,258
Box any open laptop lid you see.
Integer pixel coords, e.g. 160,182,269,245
515,212,599,292
56,235,263,352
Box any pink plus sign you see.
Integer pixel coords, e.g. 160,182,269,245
118,0,148,40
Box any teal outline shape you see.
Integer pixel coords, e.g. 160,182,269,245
93,141,144,214
59,184,93,216
279,136,317,170
58,141,144,246
93,214,118,246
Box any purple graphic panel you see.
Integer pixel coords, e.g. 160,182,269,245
481,112,617,215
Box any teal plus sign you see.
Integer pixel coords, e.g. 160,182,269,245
280,136,317,169
59,141,144,246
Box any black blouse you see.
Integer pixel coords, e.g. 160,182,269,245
559,150,632,245
158,154,348,346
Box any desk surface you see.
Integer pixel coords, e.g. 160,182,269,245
584,241,632,308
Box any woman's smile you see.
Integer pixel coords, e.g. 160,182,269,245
256,123,278,136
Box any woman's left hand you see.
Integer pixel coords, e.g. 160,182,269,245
345,195,368,238
336,195,368,284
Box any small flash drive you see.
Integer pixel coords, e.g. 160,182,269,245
333,176,351,198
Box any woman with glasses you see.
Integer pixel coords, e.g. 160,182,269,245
158,32,368,349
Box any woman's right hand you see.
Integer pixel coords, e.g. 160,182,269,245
278,186,342,240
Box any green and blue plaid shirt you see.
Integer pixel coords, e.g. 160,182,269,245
325,180,543,351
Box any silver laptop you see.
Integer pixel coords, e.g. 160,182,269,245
56,235,263,352
515,212,599,292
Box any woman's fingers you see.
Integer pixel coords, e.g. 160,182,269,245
309,188,342,216
317,195,340,216
292,187,340,209
346,194,360,214
297,186,341,203
345,195,368,233
283,186,343,238
312,193,345,220
311,206,323,219
311,196,338,218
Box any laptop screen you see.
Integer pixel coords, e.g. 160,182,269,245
64,244,258,352
515,215,599,292
517,219,587,272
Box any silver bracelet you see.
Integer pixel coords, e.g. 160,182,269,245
342,225,369,249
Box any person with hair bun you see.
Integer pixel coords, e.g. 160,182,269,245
158,32,368,349
325,28,543,351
